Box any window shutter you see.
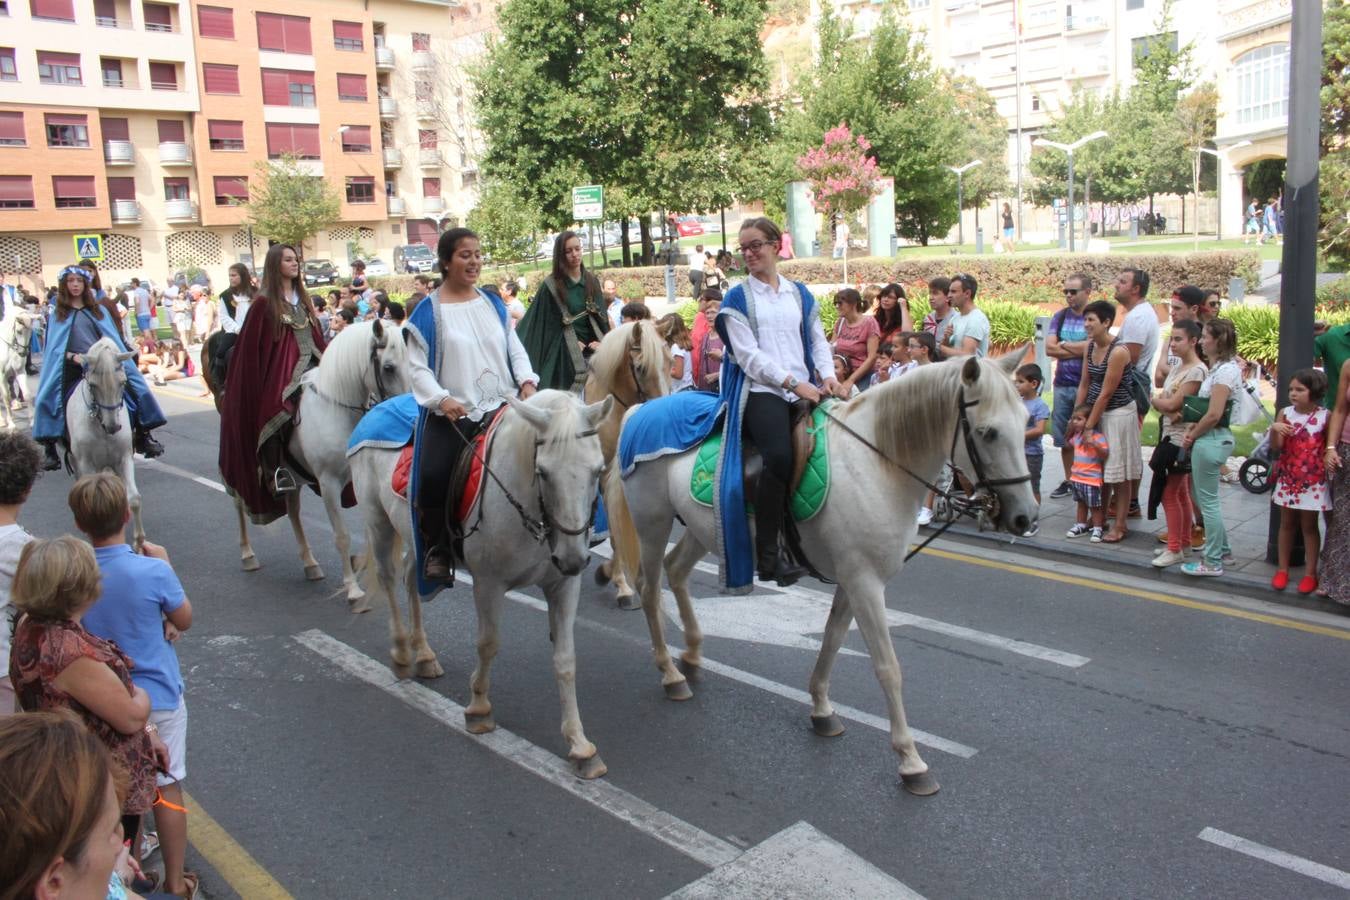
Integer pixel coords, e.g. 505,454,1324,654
260,69,289,105
106,177,135,202
0,113,24,143
0,177,34,203
256,13,285,50
214,176,248,202
157,120,185,143
283,16,312,54
202,64,239,94
293,124,320,157
163,177,190,200
333,21,363,46
143,4,170,27
149,62,177,89
46,113,87,127
93,0,115,21
198,5,233,38
100,117,129,141
336,73,366,100
208,120,244,141
52,176,95,198
418,129,437,149
37,51,80,67
30,0,75,20
422,178,440,198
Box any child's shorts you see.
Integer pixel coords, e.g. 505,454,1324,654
1072,482,1103,509
1025,452,1044,493
150,697,188,785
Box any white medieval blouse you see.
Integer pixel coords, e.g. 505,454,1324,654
409,291,539,420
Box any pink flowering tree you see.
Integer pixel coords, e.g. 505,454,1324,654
797,123,884,282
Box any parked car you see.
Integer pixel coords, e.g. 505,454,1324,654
674,216,705,237
303,259,338,287
394,244,438,274
363,258,391,277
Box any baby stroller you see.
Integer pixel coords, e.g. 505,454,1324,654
1237,391,1278,494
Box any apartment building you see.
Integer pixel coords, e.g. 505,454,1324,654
0,0,487,290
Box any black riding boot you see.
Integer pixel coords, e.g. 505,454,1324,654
41,440,61,471
754,472,808,587
257,434,296,494
133,428,164,459
419,507,452,583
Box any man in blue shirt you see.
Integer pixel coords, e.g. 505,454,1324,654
70,472,196,899
1045,274,1092,499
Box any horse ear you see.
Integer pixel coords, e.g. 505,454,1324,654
507,394,550,432
960,356,981,386
995,345,1027,377
583,395,614,427
371,318,386,347
401,326,414,346
116,351,136,363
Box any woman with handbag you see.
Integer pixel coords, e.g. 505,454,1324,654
1179,319,1241,577
1148,320,1206,567
1074,299,1136,543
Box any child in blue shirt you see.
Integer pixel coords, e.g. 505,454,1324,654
70,473,196,900
1016,364,1051,507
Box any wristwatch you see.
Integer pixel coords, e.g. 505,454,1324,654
783,376,799,391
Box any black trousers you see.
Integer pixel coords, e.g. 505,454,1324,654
416,412,484,547
743,391,795,558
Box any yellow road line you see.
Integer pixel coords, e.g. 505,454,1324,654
184,790,293,899
917,546,1350,642
152,386,216,407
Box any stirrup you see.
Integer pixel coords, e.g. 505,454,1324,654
422,546,453,583
272,467,298,494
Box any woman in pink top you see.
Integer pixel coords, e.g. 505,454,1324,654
1317,362,1350,605
831,288,880,393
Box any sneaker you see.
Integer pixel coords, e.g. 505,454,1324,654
1050,480,1073,500
1221,552,1236,565
1153,549,1187,568
916,507,933,526
1024,524,1039,537
1127,502,1142,519
1089,527,1104,543
1181,561,1224,577
1066,523,1090,538
139,829,159,862
1157,532,1169,544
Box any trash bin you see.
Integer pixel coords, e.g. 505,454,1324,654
975,228,984,255
1228,277,1246,303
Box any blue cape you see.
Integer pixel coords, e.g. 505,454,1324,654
618,279,817,593
33,307,166,441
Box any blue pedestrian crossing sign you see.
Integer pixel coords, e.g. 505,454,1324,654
73,234,103,262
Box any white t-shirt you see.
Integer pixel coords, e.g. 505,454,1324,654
671,346,694,391
1118,301,1160,380
0,523,34,680
948,307,991,358
219,293,253,334
1199,358,1242,405
409,292,540,419
834,223,849,250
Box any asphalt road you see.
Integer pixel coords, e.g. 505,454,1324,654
14,386,1350,899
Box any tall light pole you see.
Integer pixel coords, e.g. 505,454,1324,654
1194,139,1252,247
1033,131,1108,252
947,160,983,247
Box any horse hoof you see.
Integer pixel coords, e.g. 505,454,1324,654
391,662,413,680
304,564,324,581
594,564,611,586
464,711,496,734
664,680,694,701
349,598,372,614
901,770,940,796
676,657,702,680
415,659,444,679
573,753,608,780
811,714,846,737
241,556,261,572
616,593,641,611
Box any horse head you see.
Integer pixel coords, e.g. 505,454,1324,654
82,338,131,435
951,349,1039,537
365,318,413,405
586,322,671,408
508,390,613,576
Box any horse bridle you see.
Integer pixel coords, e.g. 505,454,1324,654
80,364,125,434
822,386,1031,560
306,339,394,413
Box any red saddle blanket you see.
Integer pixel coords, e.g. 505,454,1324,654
391,411,501,524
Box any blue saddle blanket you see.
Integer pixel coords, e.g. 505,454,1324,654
347,393,419,455
618,391,723,477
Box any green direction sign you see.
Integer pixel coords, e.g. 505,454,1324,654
572,185,603,222
73,234,103,262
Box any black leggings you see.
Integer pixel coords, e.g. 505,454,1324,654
743,392,795,555
416,412,484,544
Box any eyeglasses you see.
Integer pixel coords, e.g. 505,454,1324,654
1208,300,1222,309
738,240,773,255
1063,288,1080,296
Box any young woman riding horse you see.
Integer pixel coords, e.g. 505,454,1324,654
32,266,166,471
407,227,539,582
218,244,325,522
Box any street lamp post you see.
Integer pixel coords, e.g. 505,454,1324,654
1194,140,1253,247
946,160,983,248
1033,131,1108,253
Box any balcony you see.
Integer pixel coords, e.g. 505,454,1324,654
104,141,135,165
163,199,198,223
411,51,435,71
419,148,443,168
1064,13,1108,32
111,199,141,223
158,142,191,165
1065,57,1111,79
375,46,395,70
382,147,403,168
423,196,444,216
415,99,438,120
378,97,397,118
387,196,406,217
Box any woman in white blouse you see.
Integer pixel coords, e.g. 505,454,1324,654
717,217,845,586
407,228,539,580
1179,318,1240,577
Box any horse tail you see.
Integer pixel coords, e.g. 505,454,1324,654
604,433,641,593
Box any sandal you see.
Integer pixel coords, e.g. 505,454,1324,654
1100,531,1127,544
168,871,200,900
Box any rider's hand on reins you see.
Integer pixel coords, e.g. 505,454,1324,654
439,396,468,419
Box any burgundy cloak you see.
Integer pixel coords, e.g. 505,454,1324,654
218,301,326,524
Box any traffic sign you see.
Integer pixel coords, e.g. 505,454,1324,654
572,185,603,222
73,234,103,262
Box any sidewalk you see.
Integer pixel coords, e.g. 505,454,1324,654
932,443,1350,617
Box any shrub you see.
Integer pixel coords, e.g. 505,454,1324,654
983,301,1039,348
1220,302,1350,368
1316,275,1350,308
676,300,698,327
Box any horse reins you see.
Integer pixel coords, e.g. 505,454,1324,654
306,340,394,413
820,386,1031,561
80,365,125,434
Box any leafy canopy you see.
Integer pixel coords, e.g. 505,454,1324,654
245,154,342,252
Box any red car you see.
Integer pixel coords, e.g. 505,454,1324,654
673,216,705,237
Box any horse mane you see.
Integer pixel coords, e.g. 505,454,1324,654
500,389,590,473
588,321,671,398
848,358,1022,463
308,321,395,404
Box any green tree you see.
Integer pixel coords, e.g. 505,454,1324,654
1321,0,1350,268
245,154,342,253
946,74,1010,212
466,180,541,265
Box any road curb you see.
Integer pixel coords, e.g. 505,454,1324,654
933,521,1350,618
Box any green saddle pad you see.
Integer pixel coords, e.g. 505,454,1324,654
690,401,832,521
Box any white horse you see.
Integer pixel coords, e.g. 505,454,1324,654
606,353,1039,795
67,337,145,548
0,313,36,428
222,320,413,607
585,321,671,609
351,390,614,777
